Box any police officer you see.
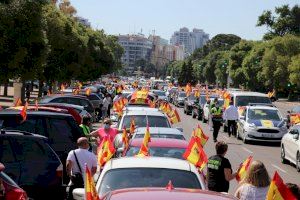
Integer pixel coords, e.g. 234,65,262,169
211,100,223,142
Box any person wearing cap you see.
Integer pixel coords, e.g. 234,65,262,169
90,118,118,144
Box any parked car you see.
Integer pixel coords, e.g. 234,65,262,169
72,157,206,199
237,104,288,144
132,127,185,140
191,94,207,120
0,163,28,200
281,124,300,172
167,87,178,103
174,92,186,107
39,94,96,122
100,188,236,200
0,130,63,199
80,93,103,119
151,90,168,101
287,106,300,128
183,93,196,115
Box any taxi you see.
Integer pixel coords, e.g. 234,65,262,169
237,104,288,143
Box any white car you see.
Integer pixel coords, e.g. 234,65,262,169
281,124,300,172
202,98,224,123
237,104,288,143
132,127,185,140
72,157,206,200
151,90,168,101
117,110,171,130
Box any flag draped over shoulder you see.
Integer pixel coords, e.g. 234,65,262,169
236,156,253,182
266,171,297,200
85,166,100,200
97,136,116,167
183,137,208,171
193,125,209,147
136,125,151,157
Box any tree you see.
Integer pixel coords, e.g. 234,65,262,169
288,54,300,87
257,4,300,40
207,34,241,52
203,51,223,84
215,51,229,87
178,60,195,85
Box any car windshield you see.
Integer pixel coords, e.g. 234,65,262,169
99,168,201,196
236,96,271,107
179,93,186,97
135,134,185,140
126,147,186,159
248,109,281,121
153,91,166,96
122,115,170,128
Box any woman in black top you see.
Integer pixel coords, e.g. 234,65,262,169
207,141,238,192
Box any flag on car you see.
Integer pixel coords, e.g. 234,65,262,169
130,118,135,134
122,126,129,151
86,88,92,96
194,89,200,98
223,91,231,109
97,136,116,167
290,114,300,125
116,85,123,94
136,125,151,157
35,99,38,111
185,83,192,96
168,109,181,124
193,125,209,147
20,102,28,122
85,165,100,200
183,137,208,171
15,98,22,107
236,156,253,182
266,171,297,200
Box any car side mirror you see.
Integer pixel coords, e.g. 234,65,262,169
293,133,299,140
175,127,183,132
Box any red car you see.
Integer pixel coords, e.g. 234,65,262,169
102,188,236,200
125,138,188,159
0,163,27,200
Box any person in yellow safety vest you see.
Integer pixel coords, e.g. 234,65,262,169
208,98,218,131
211,101,223,143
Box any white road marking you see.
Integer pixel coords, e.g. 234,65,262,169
271,164,287,174
242,147,253,153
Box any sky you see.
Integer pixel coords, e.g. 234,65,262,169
71,0,298,41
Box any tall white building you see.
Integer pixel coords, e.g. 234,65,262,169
118,34,152,73
170,27,209,57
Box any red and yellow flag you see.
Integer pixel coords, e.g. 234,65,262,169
236,156,253,182
136,125,151,157
168,109,181,124
183,137,208,171
85,165,100,200
35,99,38,111
116,85,123,94
290,114,300,125
130,118,135,134
193,125,209,147
194,89,200,98
20,102,28,122
15,98,22,107
60,84,65,91
223,91,231,109
185,83,192,96
122,126,129,150
97,137,116,167
266,171,297,200
86,88,92,96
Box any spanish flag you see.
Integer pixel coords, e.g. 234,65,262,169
97,137,116,167
193,125,209,147
236,156,253,182
85,166,100,200
194,89,200,98
290,114,300,125
86,88,92,96
183,137,208,171
185,83,192,96
130,118,135,134
20,102,28,122
116,85,123,94
122,126,129,150
169,109,181,124
266,171,297,200
223,91,231,109
136,125,151,157
15,98,22,107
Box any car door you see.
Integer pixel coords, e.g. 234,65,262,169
238,109,247,136
0,137,21,184
286,126,300,163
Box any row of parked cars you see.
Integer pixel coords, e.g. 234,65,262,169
71,89,237,200
0,85,108,199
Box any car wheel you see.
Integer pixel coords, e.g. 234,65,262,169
192,110,196,118
281,145,288,164
297,152,300,172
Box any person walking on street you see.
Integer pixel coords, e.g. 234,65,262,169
90,118,118,145
234,160,270,200
224,101,239,137
211,100,223,142
66,137,97,200
207,141,238,193
209,98,218,131
106,93,112,118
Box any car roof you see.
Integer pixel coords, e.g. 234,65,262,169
40,94,88,101
105,188,235,200
135,127,182,135
130,138,188,148
123,107,159,112
123,110,166,117
39,103,84,110
229,91,268,97
0,130,48,140
107,157,192,171
0,109,72,117
247,105,278,110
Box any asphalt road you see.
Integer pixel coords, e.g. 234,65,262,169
175,106,300,195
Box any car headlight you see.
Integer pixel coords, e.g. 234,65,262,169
278,121,287,128
249,123,256,129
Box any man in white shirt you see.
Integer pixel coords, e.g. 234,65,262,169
66,137,97,200
223,101,239,137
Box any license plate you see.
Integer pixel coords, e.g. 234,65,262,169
262,133,273,138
